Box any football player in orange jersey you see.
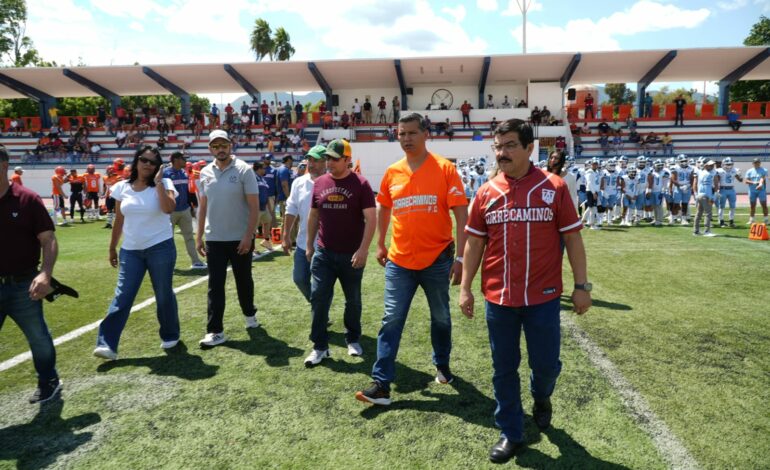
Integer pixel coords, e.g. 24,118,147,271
11,166,23,185
51,166,68,225
84,164,102,220
102,166,122,228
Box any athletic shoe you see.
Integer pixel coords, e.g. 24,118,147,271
719,221,726,227
435,364,455,384
347,342,363,357
693,231,701,236
729,220,736,228
532,398,553,430
747,218,755,225
29,378,63,404
704,231,717,237
93,346,117,360
244,315,260,329
355,381,392,406
199,332,226,347
653,222,662,227
304,349,329,367
681,219,689,226
190,262,207,270
160,339,179,349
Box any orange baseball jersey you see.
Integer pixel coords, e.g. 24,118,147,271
84,173,101,192
377,152,467,270
51,175,64,196
11,174,22,186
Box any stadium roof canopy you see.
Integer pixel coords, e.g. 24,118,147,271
0,46,769,99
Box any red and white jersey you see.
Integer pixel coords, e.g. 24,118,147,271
465,166,582,307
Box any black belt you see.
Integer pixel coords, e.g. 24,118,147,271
719,187,734,190
0,271,37,285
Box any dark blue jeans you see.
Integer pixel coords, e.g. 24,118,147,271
0,279,58,382
309,247,363,351
293,247,311,302
97,238,179,352
371,250,453,389
485,297,562,442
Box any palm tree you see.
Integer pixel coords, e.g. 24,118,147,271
249,20,297,107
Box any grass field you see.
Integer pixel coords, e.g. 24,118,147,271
1,210,768,469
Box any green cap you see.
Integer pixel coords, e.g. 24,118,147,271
325,139,352,159
305,145,327,160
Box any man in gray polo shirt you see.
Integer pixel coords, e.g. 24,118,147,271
196,130,261,347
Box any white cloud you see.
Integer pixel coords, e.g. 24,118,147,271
754,0,770,13
501,0,543,16
477,0,498,12
511,1,711,53
442,5,467,23
717,0,747,10
89,0,170,20
129,22,144,32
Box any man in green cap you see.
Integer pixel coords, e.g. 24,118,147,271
282,145,328,301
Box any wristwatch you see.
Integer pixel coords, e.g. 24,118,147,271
574,282,593,292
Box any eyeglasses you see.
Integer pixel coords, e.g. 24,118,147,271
138,156,160,166
491,142,521,153
210,143,230,150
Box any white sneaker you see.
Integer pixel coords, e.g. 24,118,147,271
199,332,226,347
681,219,689,226
747,218,755,225
244,315,260,329
93,346,117,360
160,339,179,349
347,342,363,357
703,231,717,237
304,349,330,367
190,262,207,270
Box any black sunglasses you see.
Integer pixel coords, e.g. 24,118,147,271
138,156,160,166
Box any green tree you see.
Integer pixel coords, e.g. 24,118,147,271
249,19,296,106
604,83,637,105
651,86,696,105
730,15,770,102
0,0,43,67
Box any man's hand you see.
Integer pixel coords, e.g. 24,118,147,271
29,272,52,301
571,289,592,315
237,234,252,255
449,260,462,285
305,246,315,263
109,247,118,268
459,287,475,319
196,237,207,258
351,247,368,269
375,244,388,267
281,235,293,255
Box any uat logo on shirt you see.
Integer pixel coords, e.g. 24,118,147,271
328,194,345,202
541,189,556,204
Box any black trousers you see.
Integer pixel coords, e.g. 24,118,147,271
70,192,84,219
206,240,255,333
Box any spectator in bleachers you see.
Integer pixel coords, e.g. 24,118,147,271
569,121,578,135
240,102,249,122
597,119,610,136
248,99,259,125
642,131,659,154
502,96,511,108
599,134,610,156
352,98,362,125
280,114,290,131
662,132,674,156
295,118,305,138
461,100,472,128
424,115,433,138
445,118,455,141
581,122,590,135
573,134,584,157
240,112,250,131
255,133,264,150
322,111,333,129
628,128,640,148
261,100,269,123
517,99,527,108
116,105,127,125
610,119,621,134
392,96,401,122
674,94,686,126
340,111,351,129
318,101,327,114
363,98,373,124
386,126,395,142
333,112,340,128
625,115,637,131
727,110,742,131
294,101,303,123
211,104,220,126
97,105,106,126
530,106,541,127
612,131,622,155
541,106,551,122
377,97,387,123
156,135,167,150
584,93,595,119
643,92,653,118
490,117,498,136
224,103,234,125
486,94,494,109
284,102,292,123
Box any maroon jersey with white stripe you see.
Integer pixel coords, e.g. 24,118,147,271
465,165,582,307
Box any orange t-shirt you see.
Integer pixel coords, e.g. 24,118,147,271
84,173,101,192
51,175,64,196
377,152,467,270
103,175,122,197
189,169,199,194
11,174,22,186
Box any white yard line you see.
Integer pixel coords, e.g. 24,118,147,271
0,250,276,374
561,312,700,470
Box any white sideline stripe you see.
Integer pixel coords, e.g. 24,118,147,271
561,313,700,470
0,249,276,374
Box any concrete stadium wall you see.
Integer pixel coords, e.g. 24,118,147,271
528,82,563,119
332,88,401,116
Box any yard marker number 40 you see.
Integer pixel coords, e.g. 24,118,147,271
749,223,769,241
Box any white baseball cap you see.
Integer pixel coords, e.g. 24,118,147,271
208,129,231,143
14,166,23,172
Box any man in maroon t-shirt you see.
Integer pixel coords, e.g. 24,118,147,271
584,93,595,119
459,119,592,463
0,148,63,404
304,139,376,366
460,100,473,128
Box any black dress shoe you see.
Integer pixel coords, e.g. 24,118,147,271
489,437,524,463
532,398,553,431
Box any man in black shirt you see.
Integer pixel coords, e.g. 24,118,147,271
674,94,686,126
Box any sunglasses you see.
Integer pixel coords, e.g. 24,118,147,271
138,156,160,166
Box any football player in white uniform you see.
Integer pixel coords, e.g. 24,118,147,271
585,158,603,229
716,157,742,227
600,158,621,224
671,154,693,224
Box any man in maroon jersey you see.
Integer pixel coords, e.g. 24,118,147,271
459,118,591,463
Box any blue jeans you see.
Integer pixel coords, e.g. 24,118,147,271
294,247,311,302
0,279,58,382
97,238,179,352
486,298,562,442
309,247,363,350
371,250,453,389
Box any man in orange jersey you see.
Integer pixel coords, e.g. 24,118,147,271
51,166,68,225
11,166,23,185
102,166,122,228
356,113,467,406
64,168,86,222
83,164,102,220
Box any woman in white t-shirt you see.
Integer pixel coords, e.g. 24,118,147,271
94,146,180,360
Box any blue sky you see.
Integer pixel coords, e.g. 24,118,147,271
24,0,770,100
